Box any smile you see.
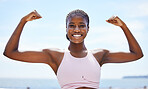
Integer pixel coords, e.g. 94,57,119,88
72,34,83,37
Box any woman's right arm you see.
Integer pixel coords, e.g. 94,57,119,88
3,10,53,64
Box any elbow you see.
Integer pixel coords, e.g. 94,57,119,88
139,50,144,59
130,49,144,60
139,52,144,59
3,50,7,56
3,50,14,58
3,51,15,60
135,52,144,60
3,47,10,57
3,47,18,58
3,51,9,58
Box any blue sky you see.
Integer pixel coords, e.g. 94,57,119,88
0,0,148,79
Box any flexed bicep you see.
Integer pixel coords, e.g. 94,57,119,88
6,50,51,64
103,51,141,64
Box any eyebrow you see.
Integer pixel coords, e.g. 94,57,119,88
69,22,86,24
69,22,75,24
79,22,85,24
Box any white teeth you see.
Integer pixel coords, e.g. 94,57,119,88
73,35,81,37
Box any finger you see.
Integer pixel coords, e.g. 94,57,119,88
112,20,117,23
106,20,109,22
32,15,37,19
106,20,118,27
106,20,112,23
107,19,116,23
27,14,37,21
30,13,40,20
34,10,42,18
106,16,114,23
29,10,41,19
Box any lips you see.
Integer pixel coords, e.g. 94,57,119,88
72,34,83,37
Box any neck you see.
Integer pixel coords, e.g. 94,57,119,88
68,41,87,52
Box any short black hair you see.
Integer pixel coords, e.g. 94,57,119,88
66,9,89,27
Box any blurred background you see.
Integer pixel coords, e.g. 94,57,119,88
0,0,148,88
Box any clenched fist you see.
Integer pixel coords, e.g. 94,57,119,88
106,16,125,27
22,10,42,22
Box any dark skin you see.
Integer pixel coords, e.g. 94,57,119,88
3,10,143,89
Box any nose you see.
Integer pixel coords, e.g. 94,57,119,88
74,26,80,32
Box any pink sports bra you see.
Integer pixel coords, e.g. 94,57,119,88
57,49,101,89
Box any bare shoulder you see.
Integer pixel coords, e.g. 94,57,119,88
43,48,64,64
43,48,64,58
91,49,109,66
43,48,64,53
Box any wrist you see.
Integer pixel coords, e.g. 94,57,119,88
20,17,27,23
120,22,127,28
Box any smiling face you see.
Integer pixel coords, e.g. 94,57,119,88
66,16,89,43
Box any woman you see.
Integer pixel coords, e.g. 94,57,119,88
3,9,143,89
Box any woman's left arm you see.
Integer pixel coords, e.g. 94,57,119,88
102,16,143,63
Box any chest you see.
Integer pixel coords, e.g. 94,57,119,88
65,58,100,76
57,53,101,83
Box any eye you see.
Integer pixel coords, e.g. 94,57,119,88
69,25,76,28
79,25,86,28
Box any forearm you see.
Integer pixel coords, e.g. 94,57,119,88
4,18,27,56
120,24,143,57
